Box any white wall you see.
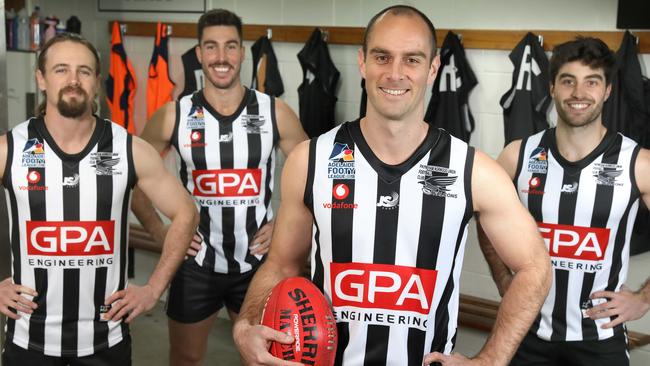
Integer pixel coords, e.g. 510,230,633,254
28,0,649,362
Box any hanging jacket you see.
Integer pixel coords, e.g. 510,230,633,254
425,31,478,143
179,46,203,99
500,32,551,145
251,35,284,97
106,21,137,134
359,79,367,118
146,22,175,119
297,28,340,138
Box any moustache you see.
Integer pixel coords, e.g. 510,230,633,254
59,85,88,97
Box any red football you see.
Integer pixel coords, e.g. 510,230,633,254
261,277,337,365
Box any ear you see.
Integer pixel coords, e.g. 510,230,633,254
36,69,46,92
604,83,612,101
549,81,555,96
240,45,245,61
427,54,441,85
195,44,202,64
358,47,366,79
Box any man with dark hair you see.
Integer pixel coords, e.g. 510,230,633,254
131,8,307,366
478,37,650,366
233,5,551,366
0,33,198,365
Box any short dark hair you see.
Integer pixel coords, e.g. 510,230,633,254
549,37,617,85
37,33,100,116
197,8,243,43
362,5,437,60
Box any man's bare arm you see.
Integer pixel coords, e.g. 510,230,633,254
233,140,312,366
105,135,198,323
275,98,308,157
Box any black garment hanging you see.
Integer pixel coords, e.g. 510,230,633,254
297,28,340,138
359,79,367,119
500,32,552,145
251,35,284,97
179,46,203,99
603,31,650,255
425,31,478,143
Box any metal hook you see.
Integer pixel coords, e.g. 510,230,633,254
537,34,544,47
320,28,329,42
456,33,463,43
267,28,272,40
167,24,173,36
119,23,127,35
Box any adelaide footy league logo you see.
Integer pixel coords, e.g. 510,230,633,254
186,105,205,129
328,143,355,179
22,138,46,168
527,147,548,174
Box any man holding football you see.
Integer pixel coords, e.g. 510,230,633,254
234,5,551,366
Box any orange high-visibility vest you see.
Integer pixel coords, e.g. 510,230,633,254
147,23,175,119
106,21,137,134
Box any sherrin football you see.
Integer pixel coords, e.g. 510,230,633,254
261,277,337,365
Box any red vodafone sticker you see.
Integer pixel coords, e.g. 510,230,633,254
529,177,541,188
190,131,202,142
27,170,41,184
332,183,350,200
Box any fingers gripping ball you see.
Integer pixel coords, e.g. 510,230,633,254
261,277,337,365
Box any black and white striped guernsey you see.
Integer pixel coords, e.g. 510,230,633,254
515,128,640,341
2,117,135,357
171,89,278,274
305,121,474,365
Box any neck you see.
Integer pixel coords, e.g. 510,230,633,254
555,119,607,162
360,109,429,165
43,107,96,155
203,82,246,116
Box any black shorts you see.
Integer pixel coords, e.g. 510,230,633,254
166,258,258,323
1,336,131,366
510,331,629,366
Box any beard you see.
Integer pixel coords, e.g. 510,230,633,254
555,98,605,128
57,85,90,118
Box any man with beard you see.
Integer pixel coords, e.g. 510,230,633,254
0,33,198,364
478,37,650,365
130,9,306,366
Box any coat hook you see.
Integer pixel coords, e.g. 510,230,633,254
267,28,272,40
120,23,127,35
167,24,173,36
537,34,544,47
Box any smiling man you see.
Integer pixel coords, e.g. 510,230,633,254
233,5,551,366
478,37,650,366
130,8,306,366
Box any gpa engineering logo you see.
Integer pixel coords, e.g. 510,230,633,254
186,105,205,129
21,138,46,168
327,143,355,179
241,114,267,134
417,164,458,198
90,152,122,176
592,163,623,187
538,222,610,272
527,147,548,174
192,168,262,207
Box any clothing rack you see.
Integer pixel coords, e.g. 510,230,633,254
112,20,650,52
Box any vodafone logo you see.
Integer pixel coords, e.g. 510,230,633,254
27,221,115,256
332,184,350,200
538,222,609,261
330,262,437,314
27,170,41,184
529,177,540,188
192,169,261,197
190,131,202,142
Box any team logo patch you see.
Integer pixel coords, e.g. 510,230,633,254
417,164,457,198
376,192,399,209
62,174,80,188
90,152,122,176
241,114,267,134
527,147,548,174
21,138,46,168
186,105,205,129
327,143,355,179
521,176,544,196
592,163,623,187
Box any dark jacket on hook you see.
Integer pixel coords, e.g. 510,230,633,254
251,36,284,97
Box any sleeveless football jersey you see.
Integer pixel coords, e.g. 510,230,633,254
306,121,474,365
171,89,278,274
515,128,640,341
2,117,135,357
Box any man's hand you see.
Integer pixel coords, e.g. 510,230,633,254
104,284,160,324
250,221,274,256
186,231,203,257
0,277,38,320
586,285,650,328
423,352,488,366
233,322,302,366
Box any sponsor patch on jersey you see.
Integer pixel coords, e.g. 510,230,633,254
26,220,116,269
527,147,548,174
183,131,208,148
90,152,122,176
241,114,268,134
18,170,48,191
329,262,437,331
376,192,399,209
219,132,233,143
21,138,46,168
327,143,355,179
63,174,80,188
417,164,458,198
592,163,623,187
521,176,544,195
538,222,610,272
560,182,578,194
192,168,262,207
186,105,205,129
332,183,350,200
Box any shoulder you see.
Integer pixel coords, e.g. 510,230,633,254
0,133,7,181
495,139,522,179
635,147,650,194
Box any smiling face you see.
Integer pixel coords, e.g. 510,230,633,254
551,60,611,129
36,40,99,119
196,25,245,91
359,12,439,122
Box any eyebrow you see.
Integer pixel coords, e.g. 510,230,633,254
202,39,240,46
51,63,95,72
558,72,604,80
368,47,426,58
